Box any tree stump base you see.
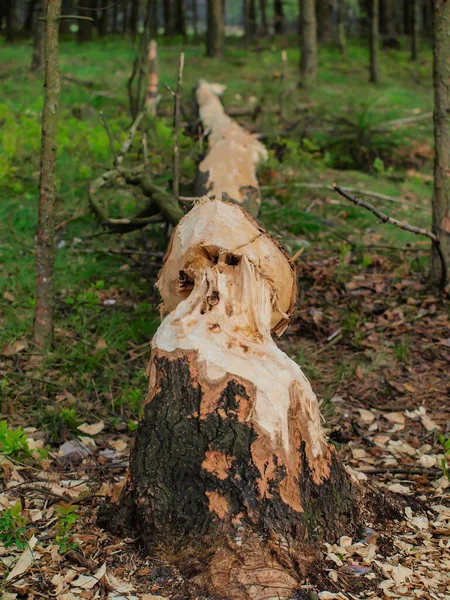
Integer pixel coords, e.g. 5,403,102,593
98,200,359,600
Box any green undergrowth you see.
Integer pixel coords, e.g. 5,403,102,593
0,35,436,428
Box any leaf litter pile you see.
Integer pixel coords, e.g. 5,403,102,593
1,244,449,600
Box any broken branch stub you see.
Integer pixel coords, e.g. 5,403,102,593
99,199,357,600
194,81,268,218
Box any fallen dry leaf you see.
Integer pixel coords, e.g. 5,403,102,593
1,341,28,357
77,420,105,436
6,536,38,582
71,562,107,589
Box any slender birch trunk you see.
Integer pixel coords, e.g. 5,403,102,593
33,0,61,349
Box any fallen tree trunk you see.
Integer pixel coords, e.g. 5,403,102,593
194,81,268,217
99,199,358,600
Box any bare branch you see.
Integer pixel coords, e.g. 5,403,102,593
116,109,147,165
261,182,426,210
332,183,447,291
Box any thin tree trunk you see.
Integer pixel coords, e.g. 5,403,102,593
77,0,95,42
206,0,224,58
430,0,450,286
59,0,74,34
164,0,175,35
335,0,346,54
315,0,333,41
411,0,419,61
129,0,139,38
121,0,127,35
145,40,158,114
33,0,61,350
274,0,283,34
98,199,357,600
30,0,45,71
24,0,38,33
259,0,268,35
175,0,186,36
369,0,380,83
112,0,118,32
299,0,318,87
97,0,109,36
403,0,412,35
192,0,198,39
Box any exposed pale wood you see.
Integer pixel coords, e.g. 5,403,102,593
99,199,356,599
194,81,268,217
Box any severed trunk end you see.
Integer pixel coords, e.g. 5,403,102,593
98,200,358,600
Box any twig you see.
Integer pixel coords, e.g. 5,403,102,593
332,183,447,290
99,111,118,165
62,74,94,87
116,108,147,165
378,111,433,130
173,52,185,199
261,182,425,210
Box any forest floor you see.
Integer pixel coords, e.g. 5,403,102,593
0,36,449,599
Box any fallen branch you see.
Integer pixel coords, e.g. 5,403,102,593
261,182,425,210
332,183,447,290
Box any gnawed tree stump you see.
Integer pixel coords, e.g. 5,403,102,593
99,199,358,600
194,81,268,217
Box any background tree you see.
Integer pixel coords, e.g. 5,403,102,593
77,0,95,42
274,0,284,34
369,0,380,83
431,0,450,285
33,0,62,349
259,0,268,35
30,0,44,71
411,0,419,61
206,0,224,58
299,0,318,87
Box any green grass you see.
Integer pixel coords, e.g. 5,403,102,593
0,34,437,426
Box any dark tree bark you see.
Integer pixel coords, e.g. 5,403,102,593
423,0,433,39
259,0,268,35
121,0,127,35
1,0,15,42
164,0,175,34
98,200,358,600
243,0,256,45
430,0,450,286
381,0,399,38
129,0,139,38
191,0,198,39
315,0,333,41
299,0,318,87
33,0,62,349
77,0,95,42
411,0,419,60
335,0,346,54
273,0,283,34
97,0,109,36
111,0,118,32
206,0,224,58
369,0,380,83
174,0,187,36
403,0,412,35
30,0,45,71
24,0,38,33
59,0,74,34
